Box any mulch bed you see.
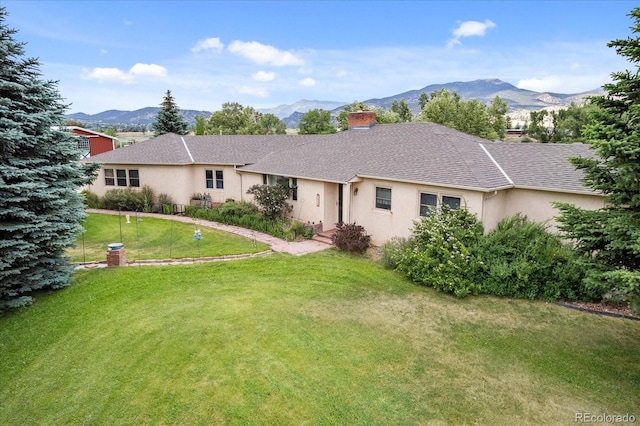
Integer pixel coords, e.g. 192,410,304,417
556,301,640,321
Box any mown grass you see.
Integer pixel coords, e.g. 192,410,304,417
1,251,639,424
66,213,270,262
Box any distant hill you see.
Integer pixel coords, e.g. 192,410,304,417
359,78,601,113
65,78,602,129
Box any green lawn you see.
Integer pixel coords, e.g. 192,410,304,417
1,251,639,424
67,213,270,262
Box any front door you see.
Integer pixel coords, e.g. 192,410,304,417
338,184,344,224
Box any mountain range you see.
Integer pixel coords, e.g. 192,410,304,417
66,78,602,129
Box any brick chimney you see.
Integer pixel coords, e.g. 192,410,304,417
347,111,376,130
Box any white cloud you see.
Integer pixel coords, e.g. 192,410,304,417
99,49,108,55
237,86,269,97
191,37,224,53
83,67,132,83
298,77,316,87
83,63,167,84
129,63,167,77
238,86,269,98
448,19,496,47
253,71,275,81
335,69,347,78
228,40,305,66
517,76,563,92
516,75,605,93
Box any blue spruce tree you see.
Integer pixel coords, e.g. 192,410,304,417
0,8,99,309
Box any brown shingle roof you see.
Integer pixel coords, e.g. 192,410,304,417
481,142,596,193
85,124,598,194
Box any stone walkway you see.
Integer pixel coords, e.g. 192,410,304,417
85,209,332,259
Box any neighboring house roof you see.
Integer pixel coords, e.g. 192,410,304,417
85,123,598,194
85,133,305,166
54,126,119,140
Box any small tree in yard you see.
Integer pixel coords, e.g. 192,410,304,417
554,8,640,312
246,184,292,221
0,8,100,309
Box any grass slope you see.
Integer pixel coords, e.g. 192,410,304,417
1,251,638,424
67,213,270,262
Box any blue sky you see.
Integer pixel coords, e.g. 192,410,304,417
3,0,637,114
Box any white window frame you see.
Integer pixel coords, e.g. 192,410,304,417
375,186,392,211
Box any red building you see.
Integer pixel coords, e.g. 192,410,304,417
64,126,117,158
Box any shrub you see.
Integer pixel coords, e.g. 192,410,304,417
157,193,175,214
185,201,298,241
81,190,101,209
140,185,155,213
584,269,640,314
246,184,292,221
478,214,585,301
380,236,409,269
101,187,145,211
287,221,315,241
396,207,484,298
332,222,371,255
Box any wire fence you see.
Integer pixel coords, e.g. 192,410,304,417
74,210,259,266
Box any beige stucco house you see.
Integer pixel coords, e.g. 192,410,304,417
83,112,603,245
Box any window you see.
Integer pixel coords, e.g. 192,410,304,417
205,170,214,188
265,175,297,199
77,136,90,158
128,170,140,187
215,170,224,189
376,187,392,210
116,169,127,186
442,196,461,210
104,169,114,186
419,192,437,216
291,178,298,201
205,170,223,189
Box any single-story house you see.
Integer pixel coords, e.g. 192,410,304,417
83,112,603,245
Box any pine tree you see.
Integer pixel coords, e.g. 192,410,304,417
0,8,100,309
152,90,189,136
554,8,640,311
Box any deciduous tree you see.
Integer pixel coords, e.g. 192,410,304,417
418,89,506,140
205,102,285,135
0,8,100,309
298,109,336,134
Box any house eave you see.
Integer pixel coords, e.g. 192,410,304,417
511,184,603,196
354,174,513,193
236,168,347,184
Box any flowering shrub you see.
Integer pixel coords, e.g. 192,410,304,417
395,207,484,298
246,184,292,221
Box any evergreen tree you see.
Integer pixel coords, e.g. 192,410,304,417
0,8,99,309
554,8,640,312
152,90,188,136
